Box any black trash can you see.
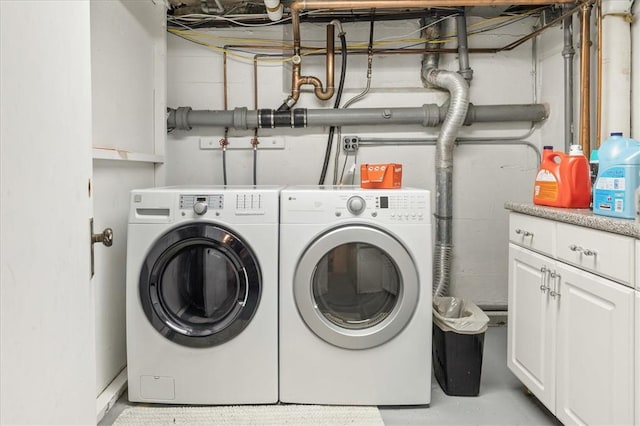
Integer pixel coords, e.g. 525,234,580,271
432,296,489,397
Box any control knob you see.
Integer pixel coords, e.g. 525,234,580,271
346,196,366,215
193,201,208,215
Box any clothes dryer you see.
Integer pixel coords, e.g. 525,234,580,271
126,186,280,404
279,186,432,405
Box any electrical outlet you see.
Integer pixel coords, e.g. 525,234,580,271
199,136,285,150
343,136,359,152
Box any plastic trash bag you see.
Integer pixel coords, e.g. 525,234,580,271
432,296,489,334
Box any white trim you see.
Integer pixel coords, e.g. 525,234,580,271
93,148,164,163
96,367,128,423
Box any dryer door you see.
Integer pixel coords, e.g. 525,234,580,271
294,224,419,350
139,223,261,348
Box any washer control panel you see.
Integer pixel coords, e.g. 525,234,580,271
180,194,224,211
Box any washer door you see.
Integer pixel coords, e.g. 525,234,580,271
294,224,419,350
139,223,261,348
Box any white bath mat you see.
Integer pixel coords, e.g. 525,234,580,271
113,404,384,425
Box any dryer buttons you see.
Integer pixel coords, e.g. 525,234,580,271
346,196,366,215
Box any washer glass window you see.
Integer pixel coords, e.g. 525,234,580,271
161,245,241,329
312,243,400,330
140,223,261,348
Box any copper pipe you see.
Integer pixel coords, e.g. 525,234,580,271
285,0,574,105
291,0,572,10
596,0,602,148
498,3,582,52
579,1,593,154
288,23,335,105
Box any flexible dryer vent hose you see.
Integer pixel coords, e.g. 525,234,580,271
425,68,469,297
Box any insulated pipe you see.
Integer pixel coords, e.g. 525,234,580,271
579,2,593,155
167,104,546,130
562,5,575,151
600,0,633,142
200,0,224,14
424,69,470,298
264,0,283,21
456,12,474,82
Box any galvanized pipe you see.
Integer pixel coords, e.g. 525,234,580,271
579,1,593,155
167,104,546,130
456,12,473,82
562,5,575,151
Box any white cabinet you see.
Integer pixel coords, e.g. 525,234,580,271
508,213,636,426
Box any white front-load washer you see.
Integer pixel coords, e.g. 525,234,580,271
126,186,280,404
279,186,432,405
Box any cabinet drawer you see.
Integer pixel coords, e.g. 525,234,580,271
509,213,555,256
557,223,635,286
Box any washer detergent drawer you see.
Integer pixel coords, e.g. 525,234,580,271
557,222,635,287
509,213,555,256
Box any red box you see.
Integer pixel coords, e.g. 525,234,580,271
360,163,402,189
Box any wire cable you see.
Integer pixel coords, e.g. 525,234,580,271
318,27,347,185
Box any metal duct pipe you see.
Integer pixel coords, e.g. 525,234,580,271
562,5,575,151
167,103,546,130
456,12,474,82
424,69,470,298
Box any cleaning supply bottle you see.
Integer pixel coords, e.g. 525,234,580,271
533,145,591,208
593,132,640,218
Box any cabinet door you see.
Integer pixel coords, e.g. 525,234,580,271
555,262,635,426
508,244,557,412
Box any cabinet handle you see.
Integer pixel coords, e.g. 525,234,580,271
539,266,549,293
549,271,561,298
568,244,597,256
516,228,534,237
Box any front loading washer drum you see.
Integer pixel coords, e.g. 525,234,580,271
139,222,261,348
293,224,418,350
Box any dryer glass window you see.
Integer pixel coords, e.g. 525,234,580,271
312,243,400,330
161,246,240,328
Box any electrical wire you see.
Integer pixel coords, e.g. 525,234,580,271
318,28,347,185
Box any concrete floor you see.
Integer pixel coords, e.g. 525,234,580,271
100,326,560,425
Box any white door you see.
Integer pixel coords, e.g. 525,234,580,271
555,262,635,426
0,2,96,424
90,0,166,416
507,244,557,412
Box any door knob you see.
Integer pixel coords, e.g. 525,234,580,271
92,227,114,247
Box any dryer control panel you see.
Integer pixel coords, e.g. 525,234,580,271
281,187,431,225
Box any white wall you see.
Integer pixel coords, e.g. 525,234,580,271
166,17,543,307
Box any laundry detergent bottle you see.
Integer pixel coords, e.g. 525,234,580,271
533,145,591,208
593,132,640,218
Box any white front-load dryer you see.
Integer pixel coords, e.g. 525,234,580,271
126,186,280,404
279,186,432,405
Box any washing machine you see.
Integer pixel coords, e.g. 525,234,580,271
126,186,280,404
279,186,432,405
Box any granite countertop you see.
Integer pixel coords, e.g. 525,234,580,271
505,201,640,238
